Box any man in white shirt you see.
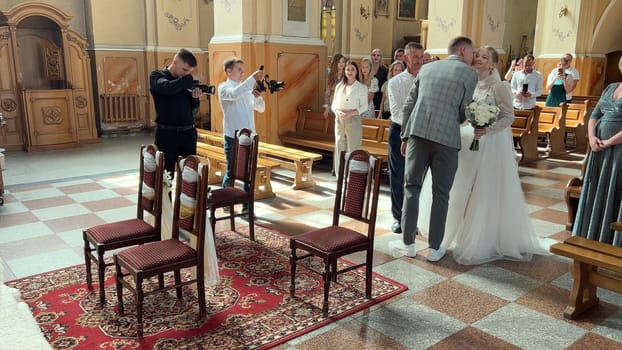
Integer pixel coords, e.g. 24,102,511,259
563,53,580,102
386,42,424,233
511,55,542,110
218,57,265,189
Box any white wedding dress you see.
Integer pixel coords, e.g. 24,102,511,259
418,71,551,265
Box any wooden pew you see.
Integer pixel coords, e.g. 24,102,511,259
280,106,390,160
196,142,280,200
564,100,592,152
550,228,622,320
564,147,590,230
535,102,567,155
512,106,540,163
197,129,323,190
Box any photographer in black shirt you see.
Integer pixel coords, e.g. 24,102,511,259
150,48,202,176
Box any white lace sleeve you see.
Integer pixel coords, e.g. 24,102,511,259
487,81,514,134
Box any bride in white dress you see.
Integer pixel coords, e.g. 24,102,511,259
418,46,550,265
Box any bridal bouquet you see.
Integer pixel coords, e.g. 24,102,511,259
464,99,499,151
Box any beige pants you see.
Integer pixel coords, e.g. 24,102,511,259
333,115,363,173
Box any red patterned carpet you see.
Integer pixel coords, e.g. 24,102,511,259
6,226,407,349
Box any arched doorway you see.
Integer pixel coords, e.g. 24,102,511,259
0,2,97,151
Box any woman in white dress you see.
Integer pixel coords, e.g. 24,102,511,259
418,46,550,265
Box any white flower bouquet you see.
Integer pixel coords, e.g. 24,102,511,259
464,99,500,151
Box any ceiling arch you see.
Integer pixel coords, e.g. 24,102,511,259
591,0,622,53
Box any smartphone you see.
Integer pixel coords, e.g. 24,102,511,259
522,83,529,93
558,68,563,75
259,65,264,71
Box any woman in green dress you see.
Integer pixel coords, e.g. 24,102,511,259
572,57,622,246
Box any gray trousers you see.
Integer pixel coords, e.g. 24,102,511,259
401,136,458,249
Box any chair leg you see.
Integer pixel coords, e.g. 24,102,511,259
114,256,124,315
249,203,255,241
97,249,107,305
229,206,235,230
322,260,331,317
365,261,373,300
197,267,206,320
209,208,217,237
158,273,164,289
83,236,93,288
174,270,182,300
290,245,297,297
136,278,144,338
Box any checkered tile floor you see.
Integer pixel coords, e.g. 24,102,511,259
1,136,620,349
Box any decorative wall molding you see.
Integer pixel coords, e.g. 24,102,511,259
552,28,573,42
42,107,62,124
1,99,17,112
164,12,191,31
434,16,455,32
75,95,87,109
354,28,368,42
487,14,500,32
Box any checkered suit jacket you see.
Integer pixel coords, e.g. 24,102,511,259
400,56,478,150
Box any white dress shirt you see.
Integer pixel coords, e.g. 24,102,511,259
218,75,265,138
387,70,416,125
511,70,543,109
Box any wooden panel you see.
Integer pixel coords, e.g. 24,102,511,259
23,89,78,149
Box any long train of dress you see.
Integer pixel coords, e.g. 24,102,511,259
418,124,552,265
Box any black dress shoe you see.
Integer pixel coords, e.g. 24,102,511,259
391,221,402,233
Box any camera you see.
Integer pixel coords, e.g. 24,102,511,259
192,81,216,95
255,66,285,94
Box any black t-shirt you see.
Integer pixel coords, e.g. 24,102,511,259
373,65,389,110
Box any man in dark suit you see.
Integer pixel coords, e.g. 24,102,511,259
389,36,478,262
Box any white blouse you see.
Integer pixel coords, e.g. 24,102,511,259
331,80,369,115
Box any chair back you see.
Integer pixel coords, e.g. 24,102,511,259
334,150,382,236
137,144,164,231
172,155,210,258
229,128,259,192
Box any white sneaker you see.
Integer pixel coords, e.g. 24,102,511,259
389,240,417,258
426,247,446,262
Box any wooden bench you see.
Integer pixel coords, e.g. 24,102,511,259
511,106,540,163
197,129,323,190
280,106,390,160
564,100,592,152
535,102,567,155
564,147,590,230
196,142,280,200
550,227,622,319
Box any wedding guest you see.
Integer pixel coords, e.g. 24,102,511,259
359,58,379,118
418,46,551,264
504,58,523,81
545,56,575,107
331,61,368,174
371,48,388,112
389,36,477,261
378,60,405,119
423,51,432,64
323,54,346,118
511,55,542,110
572,56,622,246
386,42,423,234
563,53,580,102
393,48,405,63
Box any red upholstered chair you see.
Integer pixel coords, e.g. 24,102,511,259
114,155,210,338
290,150,382,317
83,144,164,306
206,128,258,240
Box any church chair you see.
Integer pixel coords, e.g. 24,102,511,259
206,128,259,241
290,150,382,317
83,144,164,306
114,155,209,338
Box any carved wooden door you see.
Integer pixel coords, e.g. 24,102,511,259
23,89,78,150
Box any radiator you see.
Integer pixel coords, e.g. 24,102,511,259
100,94,139,123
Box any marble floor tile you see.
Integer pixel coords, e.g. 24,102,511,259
452,265,542,301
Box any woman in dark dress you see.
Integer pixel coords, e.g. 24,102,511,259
572,57,622,246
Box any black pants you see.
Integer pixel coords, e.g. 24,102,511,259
154,127,197,176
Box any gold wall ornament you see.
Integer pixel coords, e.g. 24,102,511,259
1,99,17,112
164,12,191,31
360,4,370,20
42,107,62,124
558,5,568,18
75,95,88,109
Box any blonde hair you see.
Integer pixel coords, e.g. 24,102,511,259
359,58,373,87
